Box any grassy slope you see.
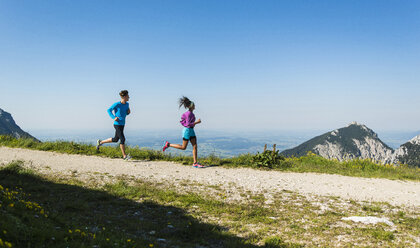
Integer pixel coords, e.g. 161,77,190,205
0,135,419,181
0,161,300,248
1,161,419,247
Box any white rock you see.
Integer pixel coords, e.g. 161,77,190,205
341,216,394,226
407,134,420,145
314,142,344,161
352,137,393,162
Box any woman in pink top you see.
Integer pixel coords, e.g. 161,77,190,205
162,96,203,167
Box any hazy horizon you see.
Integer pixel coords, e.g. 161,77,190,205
26,127,420,157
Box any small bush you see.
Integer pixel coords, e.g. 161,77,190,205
251,150,290,169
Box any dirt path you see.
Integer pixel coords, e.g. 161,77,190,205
1,147,419,207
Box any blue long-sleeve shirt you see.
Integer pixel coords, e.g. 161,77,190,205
107,101,130,125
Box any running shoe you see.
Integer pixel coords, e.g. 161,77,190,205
96,140,101,151
124,154,132,161
162,141,170,152
193,163,205,168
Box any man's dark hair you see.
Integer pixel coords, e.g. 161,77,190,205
119,90,128,97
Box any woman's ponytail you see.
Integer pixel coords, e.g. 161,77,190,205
179,96,193,109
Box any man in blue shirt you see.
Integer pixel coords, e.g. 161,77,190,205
96,90,131,160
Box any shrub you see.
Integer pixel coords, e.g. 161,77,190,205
251,149,290,169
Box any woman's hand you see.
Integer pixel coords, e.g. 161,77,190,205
114,117,120,122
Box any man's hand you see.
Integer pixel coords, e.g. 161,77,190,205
114,117,120,122
127,109,131,115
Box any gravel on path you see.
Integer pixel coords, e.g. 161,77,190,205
1,147,419,207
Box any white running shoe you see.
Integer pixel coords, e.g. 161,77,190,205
96,140,102,151
124,154,132,161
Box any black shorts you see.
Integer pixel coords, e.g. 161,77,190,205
111,125,126,145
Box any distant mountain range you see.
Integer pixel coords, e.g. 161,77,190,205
0,108,39,141
281,122,420,167
1,108,418,167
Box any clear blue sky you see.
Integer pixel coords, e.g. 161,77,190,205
1,0,419,132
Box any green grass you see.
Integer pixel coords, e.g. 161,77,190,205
280,152,420,181
0,161,270,248
1,135,420,181
362,204,384,213
1,161,419,247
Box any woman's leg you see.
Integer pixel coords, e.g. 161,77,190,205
190,137,197,164
169,139,189,150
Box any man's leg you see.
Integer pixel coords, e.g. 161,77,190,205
97,126,120,150
118,125,128,158
120,144,127,158
100,138,113,145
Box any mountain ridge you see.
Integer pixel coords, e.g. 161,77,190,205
387,135,420,166
0,108,39,141
281,122,420,167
